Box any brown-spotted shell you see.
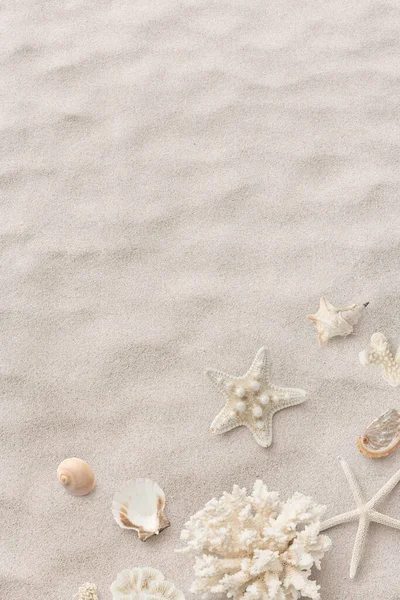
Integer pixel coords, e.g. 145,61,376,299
57,457,95,496
112,478,170,541
357,409,400,458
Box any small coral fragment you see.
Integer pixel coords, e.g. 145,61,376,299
75,583,98,600
359,332,400,387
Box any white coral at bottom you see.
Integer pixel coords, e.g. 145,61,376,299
177,481,331,600
110,567,185,600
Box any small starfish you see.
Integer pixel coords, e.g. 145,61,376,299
206,347,306,447
307,296,367,346
359,332,400,387
320,458,400,579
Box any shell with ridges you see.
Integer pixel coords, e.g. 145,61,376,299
110,568,184,600
307,296,368,346
357,409,400,458
57,458,95,496
112,478,170,541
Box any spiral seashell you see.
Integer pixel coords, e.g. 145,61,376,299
57,457,95,496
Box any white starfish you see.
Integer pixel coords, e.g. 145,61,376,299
206,347,307,448
320,458,400,579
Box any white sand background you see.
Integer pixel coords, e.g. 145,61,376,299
1,0,400,598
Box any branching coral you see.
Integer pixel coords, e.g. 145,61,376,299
178,481,331,600
359,332,400,387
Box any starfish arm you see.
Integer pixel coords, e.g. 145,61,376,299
247,347,271,383
370,510,400,530
320,508,360,531
210,405,239,435
247,409,274,448
340,458,365,507
272,386,307,405
349,516,370,579
368,466,400,507
206,369,234,394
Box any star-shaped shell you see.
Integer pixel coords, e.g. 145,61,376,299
207,347,306,447
307,296,367,346
357,409,400,458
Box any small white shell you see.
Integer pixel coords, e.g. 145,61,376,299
110,568,184,600
112,478,170,541
307,297,368,346
57,458,95,496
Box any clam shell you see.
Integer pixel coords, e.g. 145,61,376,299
112,478,170,541
110,567,184,600
357,409,400,458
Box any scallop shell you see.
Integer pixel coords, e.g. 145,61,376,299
111,567,184,600
112,478,170,541
57,457,95,496
357,409,400,458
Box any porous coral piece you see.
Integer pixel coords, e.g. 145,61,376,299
110,568,184,600
359,332,400,387
178,481,331,600
75,582,98,600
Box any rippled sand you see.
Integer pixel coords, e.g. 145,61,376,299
1,1,400,598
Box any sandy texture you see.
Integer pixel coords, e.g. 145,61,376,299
1,1,400,598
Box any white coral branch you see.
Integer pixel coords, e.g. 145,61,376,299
178,481,331,600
